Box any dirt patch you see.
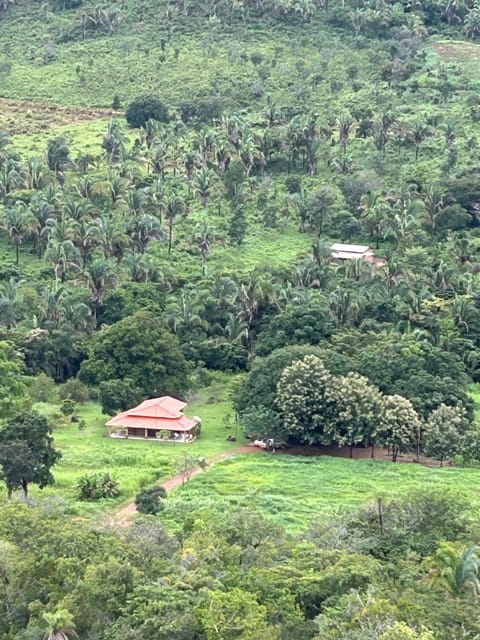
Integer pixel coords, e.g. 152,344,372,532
0,97,123,135
277,443,444,467
432,41,480,63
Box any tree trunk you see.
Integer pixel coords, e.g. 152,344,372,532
377,497,384,535
21,479,28,498
15,243,19,265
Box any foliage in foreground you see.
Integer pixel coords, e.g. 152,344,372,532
76,471,120,500
0,490,479,639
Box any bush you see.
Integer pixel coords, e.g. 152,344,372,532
59,378,89,403
98,378,144,415
76,472,120,500
60,397,77,417
125,94,169,128
135,484,167,514
27,373,59,403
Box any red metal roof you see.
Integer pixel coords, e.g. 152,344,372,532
106,396,198,432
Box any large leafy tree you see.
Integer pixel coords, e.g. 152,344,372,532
235,345,334,425
375,395,421,462
125,95,169,128
423,404,468,466
276,354,334,444
325,372,385,456
0,411,61,498
79,310,190,398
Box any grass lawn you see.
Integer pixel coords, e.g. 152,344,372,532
12,384,480,520
24,380,246,516
164,453,480,532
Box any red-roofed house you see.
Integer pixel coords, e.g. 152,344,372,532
106,396,201,442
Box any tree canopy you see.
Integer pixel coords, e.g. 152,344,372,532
79,310,190,399
0,411,61,497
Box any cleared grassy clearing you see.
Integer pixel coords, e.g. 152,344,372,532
0,97,121,137
431,39,480,64
24,381,246,515
165,453,480,531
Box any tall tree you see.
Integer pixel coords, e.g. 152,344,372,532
79,310,190,398
375,395,421,462
0,412,61,498
276,354,334,444
325,373,385,457
423,404,467,466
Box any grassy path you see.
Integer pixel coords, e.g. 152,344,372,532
110,445,258,527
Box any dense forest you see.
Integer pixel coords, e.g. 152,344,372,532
1,0,480,636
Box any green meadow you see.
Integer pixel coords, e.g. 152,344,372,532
165,454,480,531
15,382,479,522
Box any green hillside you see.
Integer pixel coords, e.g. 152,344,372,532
2,0,480,637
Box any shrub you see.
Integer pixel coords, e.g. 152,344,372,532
98,378,143,415
60,397,77,417
59,378,89,403
125,94,169,128
112,94,121,110
76,472,120,500
28,373,59,403
135,484,167,514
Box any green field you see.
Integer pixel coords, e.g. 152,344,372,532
163,453,480,532
22,380,245,515
16,381,479,521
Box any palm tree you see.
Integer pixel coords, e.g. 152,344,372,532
2,204,36,264
162,194,186,254
194,167,217,214
410,121,432,161
336,114,355,160
30,198,55,257
428,543,480,597
105,175,130,204
124,187,148,217
73,219,99,265
22,157,48,189
101,120,126,166
0,277,24,329
43,608,77,640
359,191,388,249
124,253,160,283
0,161,21,200
37,286,67,329
422,184,452,231
45,239,81,283
91,214,129,261
165,291,207,333
127,213,163,254
63,196,94,222
220,312,248,343
195,220,214,277
79,259,119,322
